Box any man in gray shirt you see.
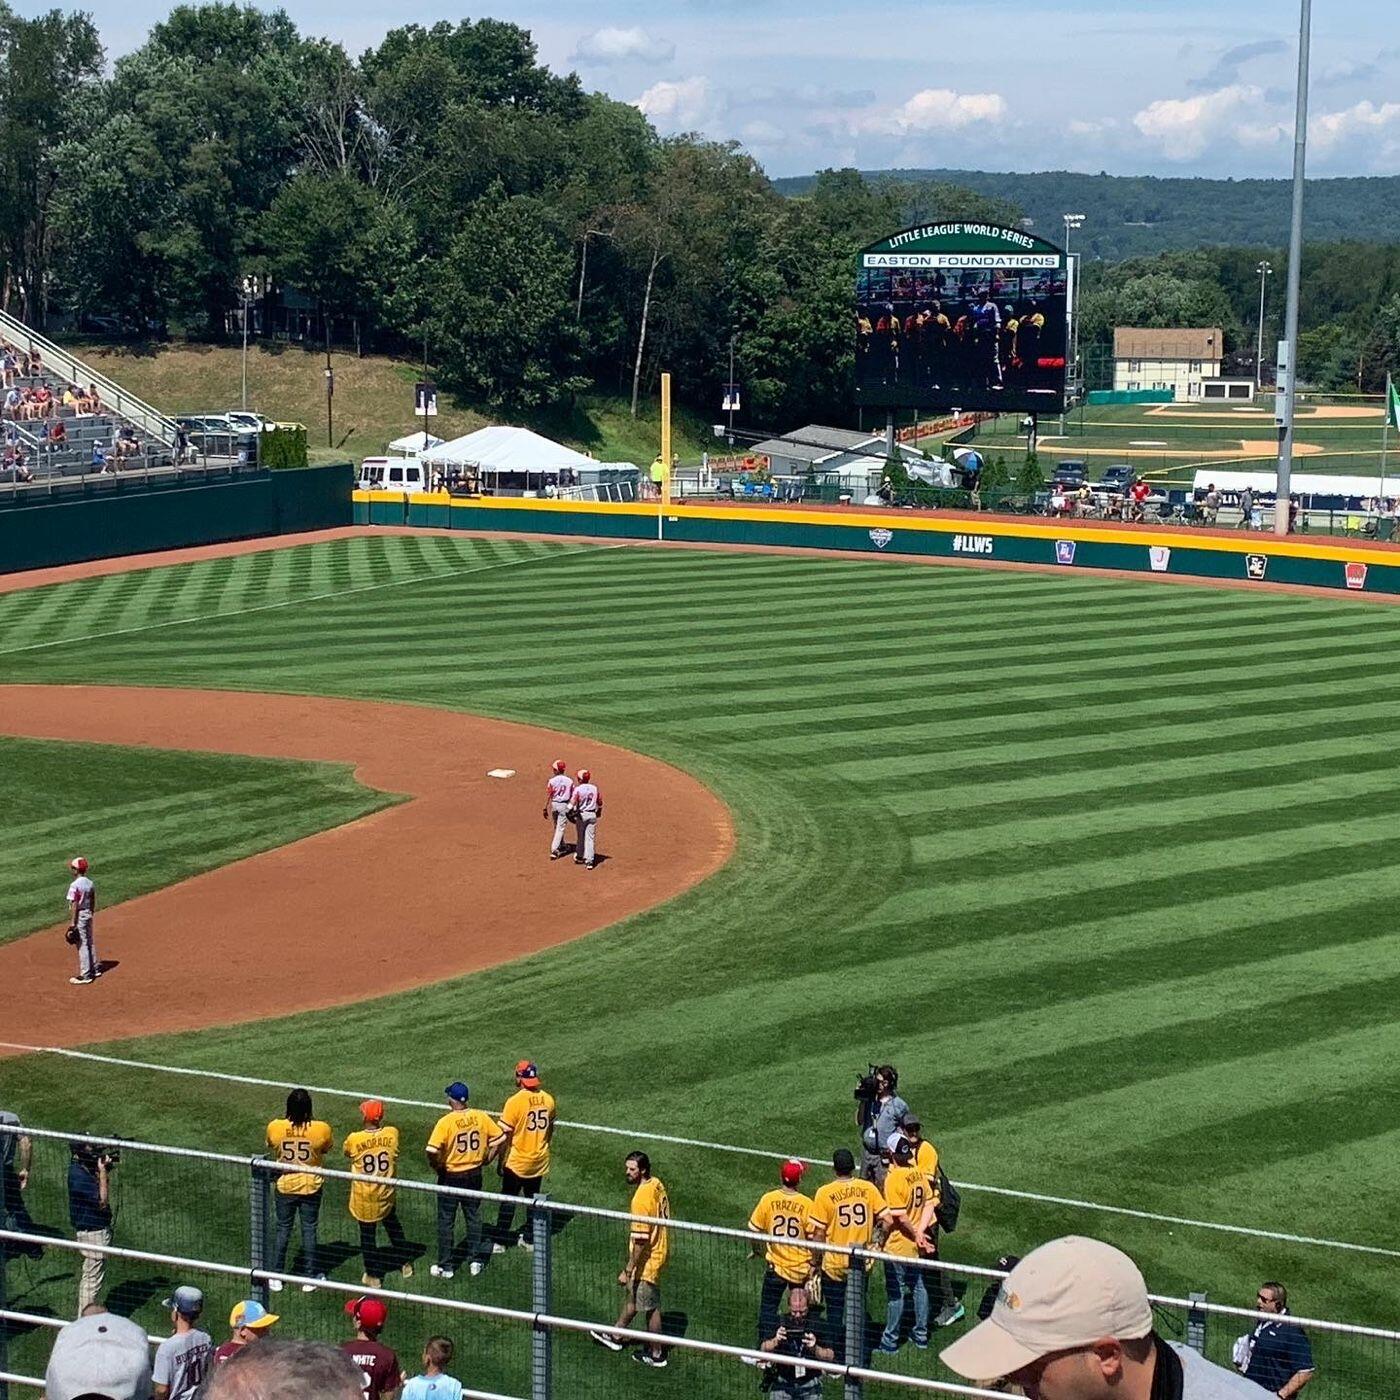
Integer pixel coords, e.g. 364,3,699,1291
0,1108,41,1258
153,1285,213,1400
858,1066,908,1186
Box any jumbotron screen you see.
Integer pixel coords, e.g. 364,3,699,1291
854,222,1071,415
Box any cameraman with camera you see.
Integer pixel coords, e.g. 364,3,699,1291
854,1066,908,1186
68,1140,115,1313
758,1287,833,1400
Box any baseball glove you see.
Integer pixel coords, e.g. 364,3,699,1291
806,1272,822,1307
64,925,79,946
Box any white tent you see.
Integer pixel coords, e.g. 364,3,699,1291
388,431,444,456
1192,468,1394,499
421,426,596,475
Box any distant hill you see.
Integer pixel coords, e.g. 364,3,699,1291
771,169,1400,260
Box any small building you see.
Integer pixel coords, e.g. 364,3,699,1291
750,424,929,493
1112,328,1223,401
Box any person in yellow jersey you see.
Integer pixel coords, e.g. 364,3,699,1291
588,1150,669,1368
425,1081,504,1281
491,1060,556,1255
808,1148,889,1363
748,1159,815,1348
899,1116,963,1328
344,1099,413,1289
875,1138,939,1355
264,1088,334,1294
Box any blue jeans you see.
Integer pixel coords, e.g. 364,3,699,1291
272,1190,322,1278
882,1258,928,1348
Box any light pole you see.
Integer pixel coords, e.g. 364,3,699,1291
1255,261,1273,391
1063,213,1086,394
1275,0,1311,536
239,275,256,411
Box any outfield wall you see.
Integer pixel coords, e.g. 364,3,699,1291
0,463,353,574
355,490,1400,597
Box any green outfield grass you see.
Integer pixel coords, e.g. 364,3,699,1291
3,533,1400,1396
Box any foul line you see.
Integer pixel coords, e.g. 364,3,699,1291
5,1042,1398,1261
0,541,625,659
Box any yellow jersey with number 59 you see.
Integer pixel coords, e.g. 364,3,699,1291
500,1089,556,1179
748,1189,814,1284
809,1178,886,1279
265,1118,334,1196
344,1126,400,1223
427,1108,501,1174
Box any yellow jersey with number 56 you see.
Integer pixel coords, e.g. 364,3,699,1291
500,1089,556,1179
344,1126,400,1223
427,1108,501,1174
748,1188,814,1284
809,1178,886,1280
266,1118,334,1196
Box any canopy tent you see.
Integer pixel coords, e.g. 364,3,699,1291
421,426,597,475
388,431,444,456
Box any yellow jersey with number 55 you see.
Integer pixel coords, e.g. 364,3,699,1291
343,1126,400,1223
500,1089,556,1179
809,1178,886,1280
266,1118,334,1196
427,1108,501,1174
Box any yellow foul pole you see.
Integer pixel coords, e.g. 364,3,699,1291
660,372,672,508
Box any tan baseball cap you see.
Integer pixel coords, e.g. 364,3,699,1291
940,1237,1154,1382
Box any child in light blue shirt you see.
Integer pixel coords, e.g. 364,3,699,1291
401,1336,464,1400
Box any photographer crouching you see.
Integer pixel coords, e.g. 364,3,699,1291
758,1287,833,1400
854,1065,908,1186
68,1139,116,1314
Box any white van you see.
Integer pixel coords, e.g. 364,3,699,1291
359,456,430,493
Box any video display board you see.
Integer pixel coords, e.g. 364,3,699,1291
855,222,1071,415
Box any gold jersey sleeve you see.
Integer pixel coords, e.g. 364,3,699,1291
629,1176,670,1282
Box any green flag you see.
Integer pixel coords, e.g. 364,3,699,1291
1390,378,1400,430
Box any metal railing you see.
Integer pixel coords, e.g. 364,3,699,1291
2,1123,1397,1400
0,309,177,449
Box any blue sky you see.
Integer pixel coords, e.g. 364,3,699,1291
32,0,1400,179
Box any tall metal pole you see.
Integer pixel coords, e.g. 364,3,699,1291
1255,262,1272,391
726,334,736,438
1382,372,1391,503
421,324,429,453
324,317,334,450
1274,0,1311,536
240,288,250,411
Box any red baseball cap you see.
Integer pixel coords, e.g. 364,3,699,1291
780,1159,806,1187
346,1297,388,1329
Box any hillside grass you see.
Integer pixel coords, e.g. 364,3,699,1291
69,341,713,466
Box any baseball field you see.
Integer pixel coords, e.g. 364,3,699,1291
3,528,1400,1396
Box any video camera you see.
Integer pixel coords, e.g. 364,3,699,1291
70,1137,125,1168
853,1065,880,1105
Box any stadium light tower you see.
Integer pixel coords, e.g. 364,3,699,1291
1275,0,1311,535
1255,261,1273,391
1063,214,1086,390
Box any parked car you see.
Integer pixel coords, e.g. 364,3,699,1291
1095,464,1134,491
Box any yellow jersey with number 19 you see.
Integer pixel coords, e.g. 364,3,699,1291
882,1165,934,1259
265,1118,334,1196
629,1176,670,1283
500,1089,556,1179
343,1126,400,1224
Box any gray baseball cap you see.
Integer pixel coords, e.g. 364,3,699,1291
45,1312,152,1400
162,1285,204,1317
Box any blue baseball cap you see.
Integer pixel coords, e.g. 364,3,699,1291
445,1081,469,1102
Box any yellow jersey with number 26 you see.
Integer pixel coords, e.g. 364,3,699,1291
748,1189,814,1284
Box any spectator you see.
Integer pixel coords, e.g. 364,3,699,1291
940,1235,1271,1397
44,1310,151,1400
1129,477,1152,522
1239,485,1255,529
344,1098,412,1289
748,1158,815,1348
62,383,80,409
859,1065,908,1185
875,1138,937,1355
425,1080,504,1280
68,1140,114,1313
1236,1282,1315,1398
0,1108,42,1258
340,1296,403,1400
807,1148,887,1362
587,1149,670,1367
3,384,18,417
92,440,108,472
877,475,894,505
49,418,67,448
88,383,103,414
213,1299,279,1363
202,1338,363,1398
115,425,139,460
401,1336,464,1400
34,384,53,418
759,1286,834,1399
1288,495,1300,534
1,348,15,387
265,1087,334,1292
154,1285,213,1400
1201,483,1221,525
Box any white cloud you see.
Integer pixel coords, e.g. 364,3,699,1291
634,76,716,129
739,119,786,145
1311,98,1400,150
572,26,675,65
1132,84,1284,158
863,88,1007,135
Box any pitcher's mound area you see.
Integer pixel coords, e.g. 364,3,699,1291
0,686,734,1049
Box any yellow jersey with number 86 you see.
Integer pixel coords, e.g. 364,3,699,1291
344,1126,400,1223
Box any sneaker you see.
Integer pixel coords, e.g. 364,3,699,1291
400,1263,414,1279
491,1243,507,1255
574,858,586,865
740,1355,761,1367
584,861,596,869
362,1274,382,1288
266,1279,284,1293
912,1334,929,1350
430,1264,454,1280
518,1239,534,1253
301,1275,325,1294
589,1330,624,1352
69,975,94,985
550,852,564,860
469,1261,485,1277
874,1341,900,1355
933,1303,965,1328
633,1351,667,1368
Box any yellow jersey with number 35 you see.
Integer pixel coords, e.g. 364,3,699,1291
809,1178,886,1279
265,1118,334,1196
748,1189,814,1284
343,1126,400,1223
500,1089,556,1179
629,1176,670,1283
427,1108,501,1174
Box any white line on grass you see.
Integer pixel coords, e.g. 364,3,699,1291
4,1041,1397,1260
0,542,627,659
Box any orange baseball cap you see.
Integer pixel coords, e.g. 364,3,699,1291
515,1060,541,1088
359,1099,384,1123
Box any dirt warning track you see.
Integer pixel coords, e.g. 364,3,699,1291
0,686,734,1049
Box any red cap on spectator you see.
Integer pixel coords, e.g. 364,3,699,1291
346,1297,388,1330
780,1159,806,1187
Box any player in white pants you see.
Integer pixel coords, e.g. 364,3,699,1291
569,770,603,869
65,856,99,985
543,760,575,860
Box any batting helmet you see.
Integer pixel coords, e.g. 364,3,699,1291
69,857,88,874
552,759,567,774
577,769,590,783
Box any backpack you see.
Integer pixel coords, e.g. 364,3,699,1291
934,1165,961,1233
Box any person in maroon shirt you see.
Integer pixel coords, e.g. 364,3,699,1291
340,1297,402,1400
212,1299,278,1363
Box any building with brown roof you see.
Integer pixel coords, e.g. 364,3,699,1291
1112,327,1223,401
